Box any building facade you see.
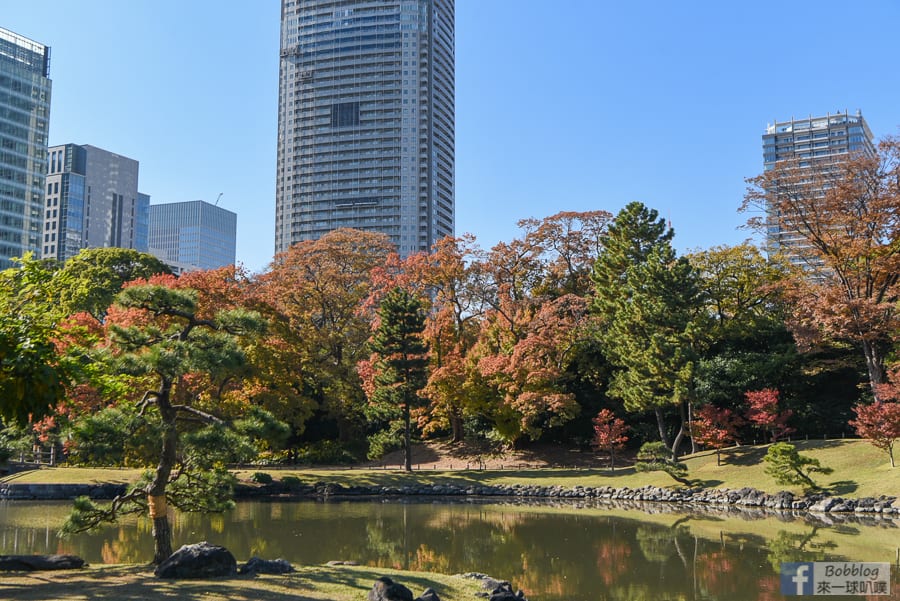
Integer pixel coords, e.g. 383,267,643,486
0,27,51,269
275,0,455,257
762,111,876,266
43,144,149,261
149,200,237,272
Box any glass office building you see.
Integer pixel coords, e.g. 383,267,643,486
149,200,237,272
44,144,149,261
762,111,875,267
275,0,455,257
0,27,51,269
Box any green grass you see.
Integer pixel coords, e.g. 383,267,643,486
0,563,484,601
4,440,899,498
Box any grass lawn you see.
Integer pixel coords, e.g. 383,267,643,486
0,564,483,601
3,440,899,498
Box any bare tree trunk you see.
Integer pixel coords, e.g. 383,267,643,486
654,408,670,449
450,412,463,443
861,339,886,403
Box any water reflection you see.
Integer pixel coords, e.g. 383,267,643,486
0,499,897,601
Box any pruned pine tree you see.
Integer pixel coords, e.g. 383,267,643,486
63,282,272,565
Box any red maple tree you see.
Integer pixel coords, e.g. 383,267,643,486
592,408,629,471
744,388,795,443
691,404,743,465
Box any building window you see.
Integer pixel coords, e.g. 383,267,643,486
331,102,360,128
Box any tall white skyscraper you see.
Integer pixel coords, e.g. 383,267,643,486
275,0,455,257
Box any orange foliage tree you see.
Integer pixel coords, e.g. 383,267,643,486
743,137,900,400
255,229,393,443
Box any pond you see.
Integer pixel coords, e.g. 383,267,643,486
1,498,898,600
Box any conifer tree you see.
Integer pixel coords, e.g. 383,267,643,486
368,287,429,471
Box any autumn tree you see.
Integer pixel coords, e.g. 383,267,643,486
744,388,794,443
256,229,393,445
690,405,743,465
63,279,277,564
365,287,429,471
518,210,613,297
851,367,900,467
370,235,486,443
592,409,629,471
743,136,900,400
850,401,900,467
472,294,584,443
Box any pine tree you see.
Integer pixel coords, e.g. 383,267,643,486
369,288,429,471
592,203,705,457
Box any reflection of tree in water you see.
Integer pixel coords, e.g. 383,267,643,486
766,527,837,571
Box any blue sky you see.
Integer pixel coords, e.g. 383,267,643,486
4,1,900,273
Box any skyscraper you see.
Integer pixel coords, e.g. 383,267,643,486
0,27,51,269
761,110,876,266
275,0,455,257
149,200,237,273
43,144,150,262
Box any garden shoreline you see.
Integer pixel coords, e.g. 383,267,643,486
2,480,897,521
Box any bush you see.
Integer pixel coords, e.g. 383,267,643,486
249,471,273,484
763,442,832,491
295,440,360,465
281,475,302,489
635,441,690,484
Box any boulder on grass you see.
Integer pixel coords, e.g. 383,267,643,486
416,588,441,601
368,576,414,601
239,556,294,575
154,541,237,579
0,555,84,571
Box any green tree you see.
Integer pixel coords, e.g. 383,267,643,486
63,281,275,564
0,255,66,424
51,247,170,319
763,442,833,491
593,209,705,457
366,287,429,471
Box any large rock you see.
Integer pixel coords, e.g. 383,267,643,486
416,588,441,601
488,581,529,601
0,554,84,571
368,576,414,601
239,556,294,575
154,542,237,579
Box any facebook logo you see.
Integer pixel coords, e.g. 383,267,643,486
781,563,814,595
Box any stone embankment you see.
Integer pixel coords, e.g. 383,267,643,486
2,480,896,518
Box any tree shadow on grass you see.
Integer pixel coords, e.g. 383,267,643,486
722,445,769,466
822,480,858,496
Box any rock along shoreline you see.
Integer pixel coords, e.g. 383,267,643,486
1,480,897,521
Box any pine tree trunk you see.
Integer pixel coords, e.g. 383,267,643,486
152,514,173,565
403,395,412,472
150,381,177,565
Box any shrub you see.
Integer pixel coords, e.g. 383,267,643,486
250,471,273,484
281,475,302,489
635,441,689,484
763,442,832,491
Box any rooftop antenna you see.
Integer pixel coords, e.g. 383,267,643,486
214,192,223,206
